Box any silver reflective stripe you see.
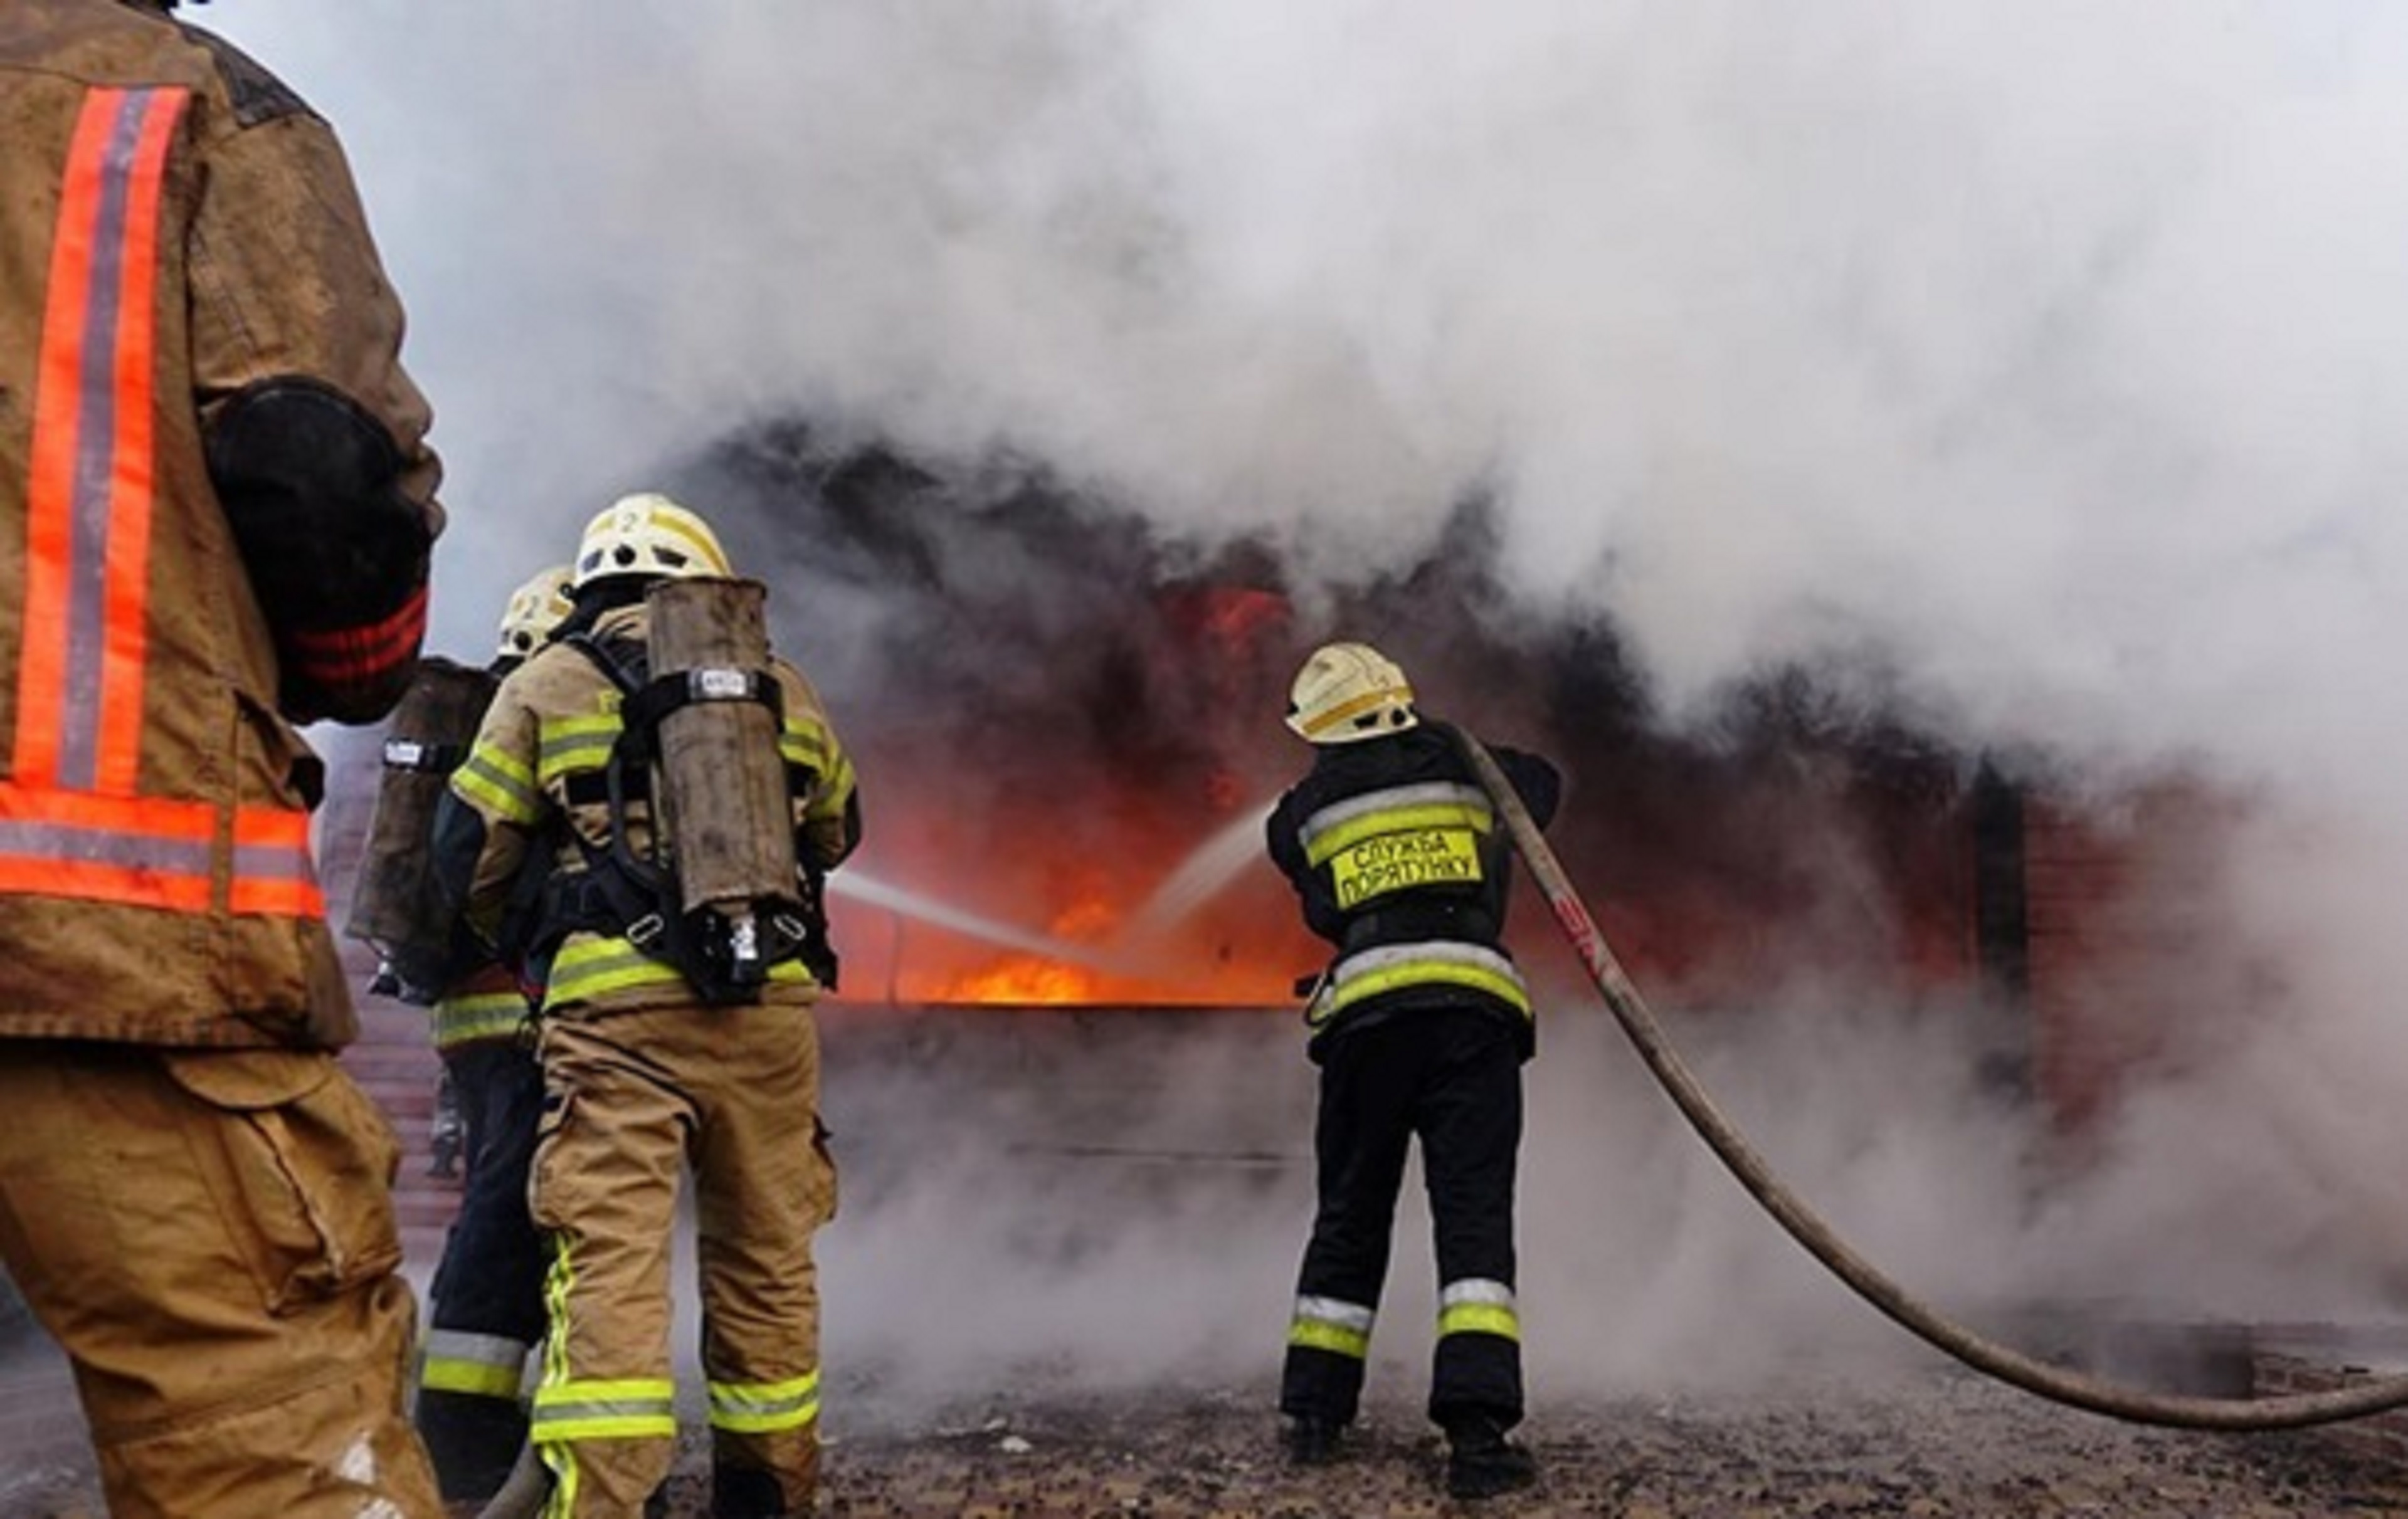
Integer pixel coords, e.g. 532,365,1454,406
58,91,154,793
1297,781,1491,854
1440,1279,1516,1310
425,1329,531,1372
233,839,314,883
1294,1295,1376,1334
0,817,209,873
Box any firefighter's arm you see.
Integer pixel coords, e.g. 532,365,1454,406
185,78,441,727
1493,747,1563,831
778,665,860,870
438,691,546,945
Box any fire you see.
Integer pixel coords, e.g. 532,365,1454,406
936,955,1104,1006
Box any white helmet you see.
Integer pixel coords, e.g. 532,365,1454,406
495,564,574,660
571,492,734,589
1285,641,1418,744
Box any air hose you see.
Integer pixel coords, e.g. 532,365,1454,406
1449,725,2408,1431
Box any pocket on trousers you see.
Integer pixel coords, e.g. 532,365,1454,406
164,1051,404,1317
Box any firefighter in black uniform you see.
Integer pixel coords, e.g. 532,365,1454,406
1267,641,1560,1501
408,564,574,1503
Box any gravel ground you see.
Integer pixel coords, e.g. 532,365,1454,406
752,1370,2408,1517
8,1369,2408,1516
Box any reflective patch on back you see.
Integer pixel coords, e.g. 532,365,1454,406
1329,826,1483,907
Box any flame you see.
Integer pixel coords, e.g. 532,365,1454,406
937,955,1105,1006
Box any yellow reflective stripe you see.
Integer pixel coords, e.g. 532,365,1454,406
1304,802,1492,869
707,1370,821,1434
1437,1303,1522,1342
1312,960,1533,1028
1299,685,1403,738
546,934,814,1009
536,1234,583,1503
810,751,856,818
422,1329,531,1399
531,1412,679,1441
1437,1279,1520,1342
431,990,529,1048
1287,1295,1375,1359
423,1356,525,1399
1288,1320,1371,1359
453,743,543,826
544,937,687,1006
777,720,829,769
536,713,622,787
531,1378,679,1443
530,1240,679,1446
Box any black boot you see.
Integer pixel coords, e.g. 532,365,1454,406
415,1390,531,1505
1444,1417,1538,1500
711,1462,798,1518
1282,1414,1346,1466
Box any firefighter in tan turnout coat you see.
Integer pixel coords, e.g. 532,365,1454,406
436,494,858,1519
0,1,445,1514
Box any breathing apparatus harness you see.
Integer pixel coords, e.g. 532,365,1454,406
534,631,836,1005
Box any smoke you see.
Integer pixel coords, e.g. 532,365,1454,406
213,0,2408,1411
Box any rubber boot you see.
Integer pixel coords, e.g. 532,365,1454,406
713,1461,808,1518
1444,1416,1538,1500
416,1389,532,1506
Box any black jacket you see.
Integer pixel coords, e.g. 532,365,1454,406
1267,722,1560,1059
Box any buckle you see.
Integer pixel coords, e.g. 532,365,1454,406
626,913,666,951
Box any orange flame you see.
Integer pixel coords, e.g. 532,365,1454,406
936,956,1105,1006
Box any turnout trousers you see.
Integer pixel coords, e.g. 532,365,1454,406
418,1038,550,1501
1281,1007,1526,1434
0,1043,441,1518
529,997,835,1519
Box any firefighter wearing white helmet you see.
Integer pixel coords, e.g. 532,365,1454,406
572,491,736,587
435,491,858,1516
1265,640,1561,1500
1284,640,1420,744
497,563,578,661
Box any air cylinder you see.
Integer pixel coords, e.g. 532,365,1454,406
345,656,499,993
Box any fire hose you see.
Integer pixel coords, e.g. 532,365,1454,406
1447,724,2408,1431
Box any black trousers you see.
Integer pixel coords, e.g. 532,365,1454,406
417,1038,549,1499
1281,1006,1524,1431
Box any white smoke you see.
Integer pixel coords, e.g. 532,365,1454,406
213,0,2408,1409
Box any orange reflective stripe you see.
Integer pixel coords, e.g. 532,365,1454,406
0,855,211,913
95,89,184,795
228,876,325,918
0,784,322,919
0,780,213,840
16,86,189,796
229,803,322,918
17,90,117,787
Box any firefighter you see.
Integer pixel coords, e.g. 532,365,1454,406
1267,641,1560,1501
411,564,576,1505
0,3,445,1515
435,493,859,1519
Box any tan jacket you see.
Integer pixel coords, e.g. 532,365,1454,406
448,604,860,1016
0,1,440,1047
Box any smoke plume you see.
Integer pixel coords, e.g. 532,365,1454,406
202,0,2408,1412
